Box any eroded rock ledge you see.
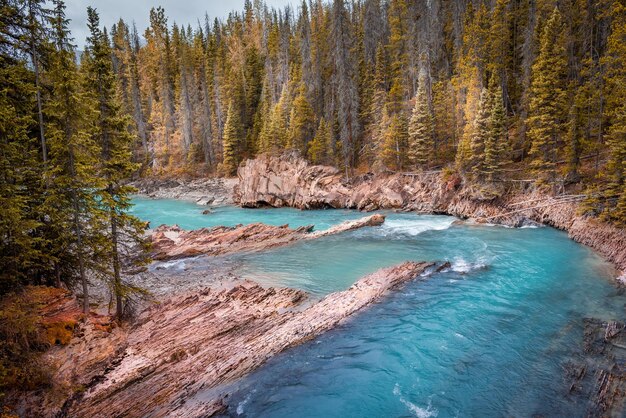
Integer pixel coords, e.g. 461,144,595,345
150,214,385,260
65,261,433,417
234,153,626,273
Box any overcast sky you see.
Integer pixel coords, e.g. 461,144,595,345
65,0,294,47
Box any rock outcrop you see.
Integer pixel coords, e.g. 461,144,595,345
8,289,124,418
235,153,626,273
150,214,385,260
65,261,433,417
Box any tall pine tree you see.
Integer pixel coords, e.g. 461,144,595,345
83,7,146,318
527,7,568,183
408,73,435,169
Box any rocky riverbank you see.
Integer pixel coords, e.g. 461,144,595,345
55,262,433,418
235,153,626,274
130,177,236,206
149,214,385,260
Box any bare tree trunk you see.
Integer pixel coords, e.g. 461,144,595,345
110,208,123,319
28,1,47,163
71,191,89,314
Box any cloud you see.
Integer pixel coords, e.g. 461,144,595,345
64,0,295,47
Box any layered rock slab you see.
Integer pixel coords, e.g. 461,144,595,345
68,261,433,417
150,214,385,260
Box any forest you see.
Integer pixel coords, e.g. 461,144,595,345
2,0,626,297
1,0,626,406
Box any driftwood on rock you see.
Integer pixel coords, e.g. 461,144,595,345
150,214,385,260
66,261,433,417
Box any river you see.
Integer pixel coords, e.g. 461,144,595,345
131,196,623,417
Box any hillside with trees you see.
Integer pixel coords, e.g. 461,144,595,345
2,0,626,295
110,0,624,223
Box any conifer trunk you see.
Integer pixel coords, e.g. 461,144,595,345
110,207,123,318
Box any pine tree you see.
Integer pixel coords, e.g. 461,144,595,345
222,101,243,175
484,84,509,181
527,7,568,183
308,118,333,165
45,0,103,312
287,83,315,154
83,7,146,318
408,73,434,169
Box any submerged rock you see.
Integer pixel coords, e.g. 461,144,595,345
64,261,433,418
565,318,626,417
149,214,385,260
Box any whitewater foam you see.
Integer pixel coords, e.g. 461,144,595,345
380,216,456,237
451,258,487,273
151,259,187,272
236,391,254,415
436,257,490,274
393,384,438,418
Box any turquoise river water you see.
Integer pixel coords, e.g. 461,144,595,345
131,196,624,417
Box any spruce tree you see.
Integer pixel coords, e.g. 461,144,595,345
469,88,492,179
368,44,388,171
45,0,103,312
408,74,434,169
83,7,146,318
380,113,408,171
259,83,289,154
527,7,568,183
597,1,626,225
26,0,52,164
222,101,243,176
308,118,332,165
0,49,45,293
287,83,315,154
484,84,508,182
331,0,360,176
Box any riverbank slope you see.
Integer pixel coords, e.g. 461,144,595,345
234,153,626,274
